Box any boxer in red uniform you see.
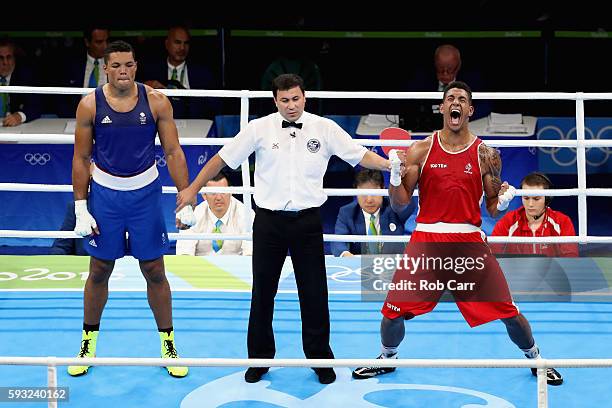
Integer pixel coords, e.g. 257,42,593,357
353,81,563,385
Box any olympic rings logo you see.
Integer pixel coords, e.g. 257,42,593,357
537,125,611,167
24,153,51,166
155,154,167,167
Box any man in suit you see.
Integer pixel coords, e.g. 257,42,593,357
0,39,41,126
176,170,253,256
401,44,491,132
332,169,416,256
56,25,110,117
140,25,220,119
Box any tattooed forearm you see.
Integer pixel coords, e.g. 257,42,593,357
480,144,502,193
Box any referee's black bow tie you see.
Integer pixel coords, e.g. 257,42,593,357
282,120,303,129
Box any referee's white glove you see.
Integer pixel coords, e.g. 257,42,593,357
389,149,402,187
496,183,516,211
74,199,98,236
176,205,196,227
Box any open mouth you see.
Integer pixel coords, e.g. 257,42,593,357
450,108,461,125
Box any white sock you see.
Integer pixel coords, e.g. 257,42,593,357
521,343,541,359
381,344,398,358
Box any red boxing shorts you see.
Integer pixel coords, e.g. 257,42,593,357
382,230,520,327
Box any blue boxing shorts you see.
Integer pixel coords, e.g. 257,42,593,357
85,178,169,260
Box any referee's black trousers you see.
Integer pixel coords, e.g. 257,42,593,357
247,207,334,360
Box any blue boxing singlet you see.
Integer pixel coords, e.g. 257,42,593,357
93,82,158,176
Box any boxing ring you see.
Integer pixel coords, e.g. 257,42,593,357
1,85,612,407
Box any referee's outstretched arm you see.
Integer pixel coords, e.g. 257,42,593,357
176,153,226,212
358,150,392,171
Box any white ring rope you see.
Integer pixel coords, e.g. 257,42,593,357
0,134,236,145
2,356,611,369
2,184,611,198
2,134,612,148
0,178,609,243
2,230,611,244
5,85,612,101
0,356,609,408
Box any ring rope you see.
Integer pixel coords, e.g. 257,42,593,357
2,134,612,148
0,356,610,408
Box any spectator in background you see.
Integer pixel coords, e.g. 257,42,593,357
332,169,415,257
0,39,41,126
434,44,462,92
401,44,490,132
176,170,253,256
56,25,110,117
491,172,579,257
140,25,219,119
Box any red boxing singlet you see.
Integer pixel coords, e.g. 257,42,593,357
416,131,484,227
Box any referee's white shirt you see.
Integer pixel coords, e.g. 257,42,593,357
219,111,368,211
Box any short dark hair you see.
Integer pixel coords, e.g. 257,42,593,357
521,172,552,189
442,80,472,104
521,171,553,206
83,25,109,42
272,74,305,98
103,40,135,64
354,169,384,189
209,169,231,186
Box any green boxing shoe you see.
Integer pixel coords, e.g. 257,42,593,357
160,331,188,378
67,330,98,377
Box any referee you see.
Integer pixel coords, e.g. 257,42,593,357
177,74,399,384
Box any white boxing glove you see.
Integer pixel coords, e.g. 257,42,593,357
496,185,516,211
74,199,97,237
389,149,402,187
176,205,196,227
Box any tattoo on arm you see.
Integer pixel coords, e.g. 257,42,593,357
480,145,502,194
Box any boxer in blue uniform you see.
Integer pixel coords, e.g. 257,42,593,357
68,40,196,378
